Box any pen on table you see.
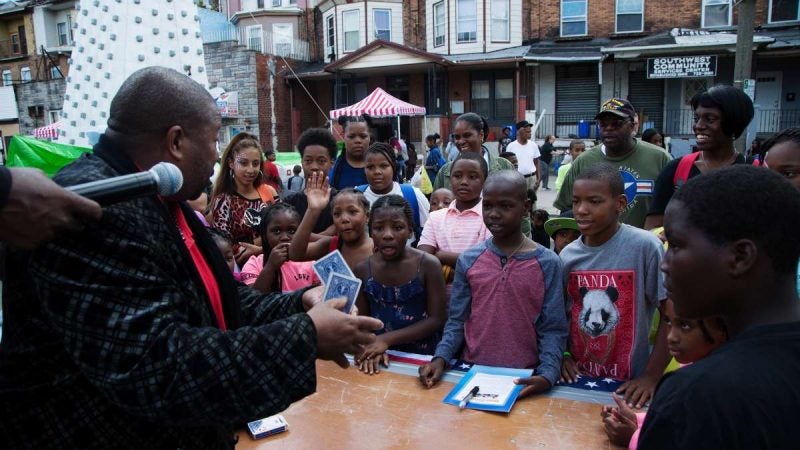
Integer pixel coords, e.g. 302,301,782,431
459,386,480,409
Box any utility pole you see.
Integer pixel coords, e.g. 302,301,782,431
733,0,756,154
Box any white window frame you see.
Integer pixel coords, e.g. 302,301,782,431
373,9,391,41
561,0,588,37
48,109,61,124
246,25,263,52
2,70,11,86
57,22,69,46
342,10,360,52
272,23,293,56
456,0,478,43
701,0,732,28
433,1,445,47
20,67,31,83
491,0,510,42
326,14,336,56
768,0,800,23
50,65,62,79
615,0,644,33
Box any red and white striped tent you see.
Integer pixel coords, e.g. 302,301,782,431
31,121,62,140
329,87,425,119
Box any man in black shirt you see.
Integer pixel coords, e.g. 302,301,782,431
639,166,800,449
539,135,555,190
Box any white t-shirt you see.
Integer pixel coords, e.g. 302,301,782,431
362,182,430,229
506,140,541,176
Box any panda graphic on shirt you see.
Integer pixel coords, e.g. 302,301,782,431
566,270,636,380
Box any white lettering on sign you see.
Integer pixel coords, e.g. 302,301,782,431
647,56,717,79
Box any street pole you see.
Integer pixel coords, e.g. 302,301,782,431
733,0,756,154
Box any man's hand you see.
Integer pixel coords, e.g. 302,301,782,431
307,298,383,368
418,357,446,388
0,168,102,249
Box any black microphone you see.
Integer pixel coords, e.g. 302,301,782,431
67,162,184,206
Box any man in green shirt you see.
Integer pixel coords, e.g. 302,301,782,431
555,98,671,228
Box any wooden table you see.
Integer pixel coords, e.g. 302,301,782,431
236,361,620,449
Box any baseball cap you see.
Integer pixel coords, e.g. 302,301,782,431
516,120,533,129
595,98,636,121
544,216,579,237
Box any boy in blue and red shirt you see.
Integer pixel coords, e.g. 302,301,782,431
419,170,567,397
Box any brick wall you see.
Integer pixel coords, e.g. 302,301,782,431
403,0,426,49
529,0,773,41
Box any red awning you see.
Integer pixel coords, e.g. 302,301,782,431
31,121,62,139
330,87,426,119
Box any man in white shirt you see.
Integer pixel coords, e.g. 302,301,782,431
506,120,541,190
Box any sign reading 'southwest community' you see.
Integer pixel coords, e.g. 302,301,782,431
647,56,717,79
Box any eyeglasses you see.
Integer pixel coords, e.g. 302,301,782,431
596,118,631,129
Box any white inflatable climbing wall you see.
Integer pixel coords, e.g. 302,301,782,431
59,0,209,146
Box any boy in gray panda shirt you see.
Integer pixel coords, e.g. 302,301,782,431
559,163,669,409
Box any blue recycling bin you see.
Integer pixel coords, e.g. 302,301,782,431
578,120,590,139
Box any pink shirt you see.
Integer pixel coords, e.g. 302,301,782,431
418,201,491,254
241,255,318,293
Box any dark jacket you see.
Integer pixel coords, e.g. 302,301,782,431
0,136,318,449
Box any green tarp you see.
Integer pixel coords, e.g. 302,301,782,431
5,135,305,178
6,135,92,178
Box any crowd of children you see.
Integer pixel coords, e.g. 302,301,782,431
194,108,800,448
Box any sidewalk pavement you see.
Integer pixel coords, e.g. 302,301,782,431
535,187,562,215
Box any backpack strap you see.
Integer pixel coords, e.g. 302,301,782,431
673,151,702,188
399,184,422,239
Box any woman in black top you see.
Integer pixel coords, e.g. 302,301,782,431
539,135,555,190
644,85,754,230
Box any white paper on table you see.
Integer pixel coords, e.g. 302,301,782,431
452,373,519,407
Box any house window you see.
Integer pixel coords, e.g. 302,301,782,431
49,109,61,124
491,0,510,42
272,23,293,56
50,65,63,79
616,0,644,33
10,33,20,54
326,15,335,57
288,0,296,4
702,0,732,27
67,14,74,43
561,0,587,37
374,9,391,41
769,0,800,23
57,22,69,46
457,0,477,43
433,1,445,47
20,67,31,83
243,0,265,9
343,10,360,52
2,70,11,86
684,78,709,105
471,72,514,123
272,0,281,7
246,25,263,51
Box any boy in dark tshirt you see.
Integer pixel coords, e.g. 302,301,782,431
639,166,800,449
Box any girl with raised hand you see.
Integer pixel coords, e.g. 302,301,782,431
289,172,374,271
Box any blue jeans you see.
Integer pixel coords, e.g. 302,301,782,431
539,161,550,189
